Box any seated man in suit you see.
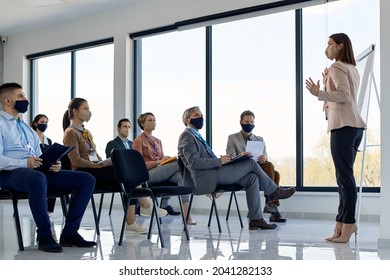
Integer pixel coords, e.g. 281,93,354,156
105,118,133,157
226,110,286,223
105,118,168,220
0,82,97,252
178,106,295,230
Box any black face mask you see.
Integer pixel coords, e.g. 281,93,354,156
189,117,204,130
241,123,255,133
13,100,29,113
37,123,48,132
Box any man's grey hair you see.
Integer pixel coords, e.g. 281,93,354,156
182,106,200,126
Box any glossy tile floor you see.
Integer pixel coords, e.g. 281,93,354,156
1,199,390,260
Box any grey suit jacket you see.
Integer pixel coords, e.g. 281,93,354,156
178,128,221,195
226,131,268,160
105,136,132,158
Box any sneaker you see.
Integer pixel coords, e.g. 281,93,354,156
126,221,148,234
38,236,63,253
268,187,296,201
59,232,97,248
140,206,167,217
249,218,277,230
263,202,278,213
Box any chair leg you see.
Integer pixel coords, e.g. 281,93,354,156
233,192,243,228
208,193,222,233
60,195,68,217
148,198,164,248
108,193,115,215
226,192,234,221
178,196,189,241
118,197,130,246
97,193,104,225
186,195,194,223
11,198,24,251
90,195,100,235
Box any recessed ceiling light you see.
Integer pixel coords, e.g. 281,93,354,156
20,0,66,7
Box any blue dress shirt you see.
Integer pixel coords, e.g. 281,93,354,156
0,111,42,170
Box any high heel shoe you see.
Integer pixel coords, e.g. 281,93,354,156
325,222,343,242
332,224,358,243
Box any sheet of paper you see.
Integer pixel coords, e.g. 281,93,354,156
245,140,264,161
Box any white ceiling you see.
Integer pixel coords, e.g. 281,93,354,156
0,0,141,36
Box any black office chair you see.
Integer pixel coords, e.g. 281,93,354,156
0,188,70,251
177,157,244,233
111,148,192,247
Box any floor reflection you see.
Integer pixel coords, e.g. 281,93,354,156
0,200,389,260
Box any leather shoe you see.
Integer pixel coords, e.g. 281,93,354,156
38,236,63,253
263,202,278,213
268,187,295,201
60,232,97,248
269,212,287,223
249,218,277,230
163,205,181,216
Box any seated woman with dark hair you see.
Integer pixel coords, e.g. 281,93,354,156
62,97,167,234
31,113,63,215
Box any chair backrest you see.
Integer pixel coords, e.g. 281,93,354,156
111,148,149,187
177,156,201,195
61,154,72,170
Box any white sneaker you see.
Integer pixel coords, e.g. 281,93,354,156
126,221,148,234
140,206,167,217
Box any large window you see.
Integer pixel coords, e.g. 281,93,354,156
212,11,296,186
30,42,114,157
141,28,205,156
75,44,114,156
33,53,71,146
302,0,380,188
138,0,380,190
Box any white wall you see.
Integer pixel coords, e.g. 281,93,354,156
378,0,390,248
2,0,390,246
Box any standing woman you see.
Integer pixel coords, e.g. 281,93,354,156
31,114,57,214
305,33,367,243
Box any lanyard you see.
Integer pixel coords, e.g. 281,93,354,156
17,119,30,146
17,119,35,156
142,133,159,160
187,128,217,158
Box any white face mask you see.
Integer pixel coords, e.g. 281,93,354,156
78,109,92,122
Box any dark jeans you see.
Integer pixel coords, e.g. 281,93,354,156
330,126,364,224
0,168,95,239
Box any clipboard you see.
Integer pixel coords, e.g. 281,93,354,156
37,142,75,171
159,156,177,166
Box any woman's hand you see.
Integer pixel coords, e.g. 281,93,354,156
322,67,330,86
305,78,320,97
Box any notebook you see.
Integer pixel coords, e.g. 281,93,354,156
37,143,75,171
223,153,253,165
159,156,177,166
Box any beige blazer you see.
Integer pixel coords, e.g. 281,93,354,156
318,60,367,132
226,131,268,160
